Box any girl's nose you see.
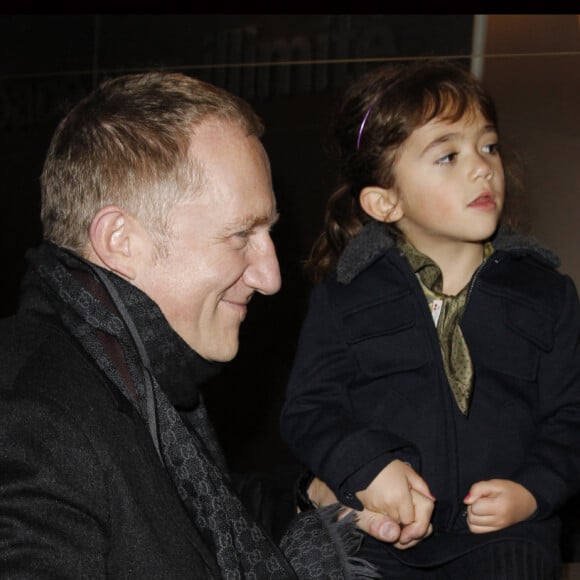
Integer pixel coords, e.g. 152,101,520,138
473,156,494,181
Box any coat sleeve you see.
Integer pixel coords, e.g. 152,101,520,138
280,282,420,509
229,465,302,544
0,390,109,578
512,274,580,518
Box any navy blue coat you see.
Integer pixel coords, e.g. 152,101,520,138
281,223,580,566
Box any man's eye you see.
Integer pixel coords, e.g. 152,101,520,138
436,152,457,165
235,230,251,239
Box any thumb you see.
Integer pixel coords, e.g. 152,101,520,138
356,510,401,543
464,480,493,504
406,471,435,501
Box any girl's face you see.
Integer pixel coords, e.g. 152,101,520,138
392,109,505,256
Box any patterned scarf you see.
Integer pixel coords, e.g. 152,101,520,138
25,242,378,580
398,239,493,415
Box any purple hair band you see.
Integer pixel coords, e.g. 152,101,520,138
356,106,373,150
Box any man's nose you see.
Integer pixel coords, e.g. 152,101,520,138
244,234,281,295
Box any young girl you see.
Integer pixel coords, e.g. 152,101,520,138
280,60,580,579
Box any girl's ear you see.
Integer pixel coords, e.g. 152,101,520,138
359,186,403,223
87,205,139,280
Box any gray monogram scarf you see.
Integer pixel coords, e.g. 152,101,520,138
25,242,378,580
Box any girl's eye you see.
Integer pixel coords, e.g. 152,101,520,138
436,152,457,165
482,142,499,154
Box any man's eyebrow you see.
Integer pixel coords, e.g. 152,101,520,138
224,210,280,233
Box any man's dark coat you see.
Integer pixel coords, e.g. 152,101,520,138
0,277,293,578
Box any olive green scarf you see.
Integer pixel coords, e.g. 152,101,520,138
398,239,493,415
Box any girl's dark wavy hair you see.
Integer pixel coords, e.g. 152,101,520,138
306,59,524,284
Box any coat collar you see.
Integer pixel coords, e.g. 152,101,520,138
336,220,560,284
21,243,223,410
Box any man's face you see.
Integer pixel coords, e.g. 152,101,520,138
133,119,281,361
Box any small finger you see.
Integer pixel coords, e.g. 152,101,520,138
468,522,501,534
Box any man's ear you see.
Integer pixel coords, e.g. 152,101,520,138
88,206,138,280
359,186,403,223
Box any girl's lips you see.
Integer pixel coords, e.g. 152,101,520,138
469,193,496,209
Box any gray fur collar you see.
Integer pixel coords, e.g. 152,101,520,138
336,220,560,284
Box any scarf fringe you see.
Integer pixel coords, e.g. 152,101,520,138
318,504,381,579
